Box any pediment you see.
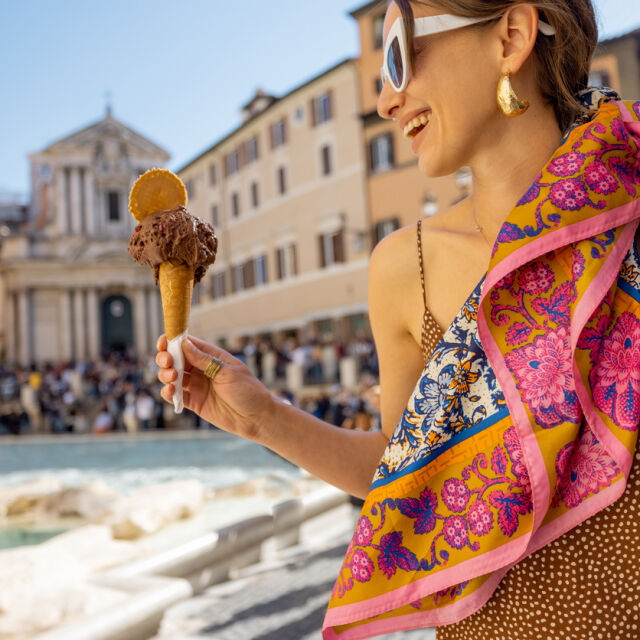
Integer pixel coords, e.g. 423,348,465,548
46,113,168,160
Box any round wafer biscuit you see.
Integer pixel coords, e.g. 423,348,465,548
129,168,188,222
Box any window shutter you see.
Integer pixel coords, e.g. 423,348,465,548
310,98,316,127
282,118,287,145
269,123,275,149
327,90,333,120
230,266,236,293
387,132,395,166
276,248,283,279
334,230,345,263
319,235,326,268
244,260,255,289
290,244,298,275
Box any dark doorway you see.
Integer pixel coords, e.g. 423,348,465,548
101,295,133,354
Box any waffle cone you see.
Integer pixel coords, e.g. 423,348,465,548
159,260,194,340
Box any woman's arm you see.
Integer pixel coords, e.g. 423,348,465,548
368,228,426,439
157,335,388,499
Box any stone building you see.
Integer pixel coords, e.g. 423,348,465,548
0,109,169,364
591,29,640,99
182,59,372,348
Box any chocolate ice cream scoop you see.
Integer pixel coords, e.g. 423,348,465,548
128,205,217,283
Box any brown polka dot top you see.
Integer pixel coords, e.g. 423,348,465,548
417,219,445,366
436,407,640,640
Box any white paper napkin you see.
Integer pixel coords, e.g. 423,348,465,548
166,330,188,413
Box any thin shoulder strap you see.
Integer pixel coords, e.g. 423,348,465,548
417,219,443,367
417,218,428,312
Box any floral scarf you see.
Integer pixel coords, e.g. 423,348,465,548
323,93,640,639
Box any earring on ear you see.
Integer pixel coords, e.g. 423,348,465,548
497,71,529,117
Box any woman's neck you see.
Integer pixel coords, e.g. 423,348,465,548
468,103,563,246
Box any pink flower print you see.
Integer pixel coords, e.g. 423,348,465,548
611,116,629,143
549,178,590,211
608,156,638,197
518,261,555,295
441,478,471,513
556,426,618,508
504,327,581,428
350,548,375,582
548,152,585,177
468,499,494,536
585,161,619,195
495,272,515,291
443,515,470,550
503,427,532,498
354,516,374,547
592,312,640,430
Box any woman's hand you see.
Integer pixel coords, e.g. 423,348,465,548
156,334,275,441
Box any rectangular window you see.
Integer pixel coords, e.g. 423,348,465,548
231,192,240,218
270,118,287,148
318,230,345,268
185,179,195,199
374,217,400,244
211,203,219,227
373,14,385,49
209,163,217,186
225,150,239,176
212,272,226,299
277,166,287,195
370,133,394,173
254,255,267,286
233,264,244,292
245,136,259,163
321,145,332,176
276,244,297,279
107,191,120,221
311,91,333,126
251,182,259,208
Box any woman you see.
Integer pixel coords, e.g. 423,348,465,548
157,1,640,638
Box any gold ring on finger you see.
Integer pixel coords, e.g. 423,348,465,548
203,356,224,381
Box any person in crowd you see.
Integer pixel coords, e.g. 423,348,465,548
156,0,640,637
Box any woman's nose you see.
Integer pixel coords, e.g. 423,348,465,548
377,78,403,121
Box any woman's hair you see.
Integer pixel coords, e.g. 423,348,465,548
393,0,599,132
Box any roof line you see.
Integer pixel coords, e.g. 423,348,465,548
175,57,354,174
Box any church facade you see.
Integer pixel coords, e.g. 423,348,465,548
0,109,169,364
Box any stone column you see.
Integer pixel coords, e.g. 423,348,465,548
58,289,73,361
86,288,100,360
85,171,95,236
17,290,30,365
70,168,82,234
6,291,16,363
73,289,86,360
55,168,66,235
133,288,147,356
148,287,161,346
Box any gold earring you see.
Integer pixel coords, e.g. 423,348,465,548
497,71,529,117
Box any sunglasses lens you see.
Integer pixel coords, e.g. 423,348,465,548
387,36,403,90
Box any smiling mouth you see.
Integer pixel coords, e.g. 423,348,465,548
403,112,431,139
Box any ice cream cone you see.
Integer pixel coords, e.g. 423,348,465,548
159,260,194,340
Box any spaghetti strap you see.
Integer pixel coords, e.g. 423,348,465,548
417,219,444,367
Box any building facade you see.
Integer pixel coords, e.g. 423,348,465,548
183,59,371,348
0,109,169,364
591,29,640,100
349,1,467,243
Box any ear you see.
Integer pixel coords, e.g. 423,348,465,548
496,4,540,75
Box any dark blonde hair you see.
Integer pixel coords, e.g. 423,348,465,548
393,0,598,132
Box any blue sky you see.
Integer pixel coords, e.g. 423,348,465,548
2,0,639,197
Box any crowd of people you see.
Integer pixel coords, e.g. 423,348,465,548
0,335,381,436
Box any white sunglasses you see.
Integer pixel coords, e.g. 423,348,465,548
381,14,556,93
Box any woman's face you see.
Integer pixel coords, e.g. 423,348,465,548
377,1,502,178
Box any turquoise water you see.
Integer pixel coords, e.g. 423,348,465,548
0,433,299,493
0,433,304,549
